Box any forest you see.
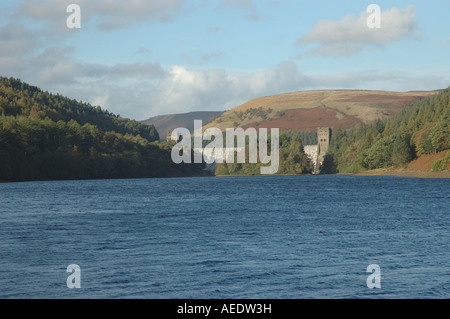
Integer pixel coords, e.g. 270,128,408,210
215,131,315,175
216,88,450,176
0,77,209,181
1,76,448,180
321,88,450,174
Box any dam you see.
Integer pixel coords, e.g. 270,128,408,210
304,127,331,174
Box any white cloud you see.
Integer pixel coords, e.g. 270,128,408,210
1,30,447,122
154,61,310,116
19,0,185,31
0,6,446,122
297,6,418,57
0,24,40,56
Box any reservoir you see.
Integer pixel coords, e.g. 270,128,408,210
0,175,448,298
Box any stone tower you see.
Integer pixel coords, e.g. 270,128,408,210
316,127,330,171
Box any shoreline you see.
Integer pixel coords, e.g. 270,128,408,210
344,169,450,179
217,169,450,179
2,170,449,183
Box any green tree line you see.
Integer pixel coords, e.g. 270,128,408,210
215,131,314,175
0,77,159,141
322,88,450,173
0,77,209,181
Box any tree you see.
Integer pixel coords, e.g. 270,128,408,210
320,154,337,174
391,137,413,167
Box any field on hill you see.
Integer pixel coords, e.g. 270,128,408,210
203,90,438,132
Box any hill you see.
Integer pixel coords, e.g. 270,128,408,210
203,90,437,132
347,151,450,178
141,111,223,140
323,88,450,175
0,77,160,142
0,76,210,181
213,88,448,177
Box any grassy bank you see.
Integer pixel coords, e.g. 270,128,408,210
345,169,450,179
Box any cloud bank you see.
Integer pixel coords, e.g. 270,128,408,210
1,3,447,121
298,6,418,56
19,0,185,31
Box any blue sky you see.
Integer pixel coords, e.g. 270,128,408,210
0,0,449,120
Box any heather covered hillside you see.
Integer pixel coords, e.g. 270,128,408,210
323,88,450,174
203,90,437,133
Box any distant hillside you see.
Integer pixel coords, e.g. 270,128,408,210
203,90,437,132
323,88,450,174
0,77,159,141
0,76,210,181
214,88,448,177
141,111,223,140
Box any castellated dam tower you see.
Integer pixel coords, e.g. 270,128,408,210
317,127,330,169
304,127,331,174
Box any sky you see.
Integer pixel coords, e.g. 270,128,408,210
0,0,449,120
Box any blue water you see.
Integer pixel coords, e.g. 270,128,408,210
0,175,449,299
